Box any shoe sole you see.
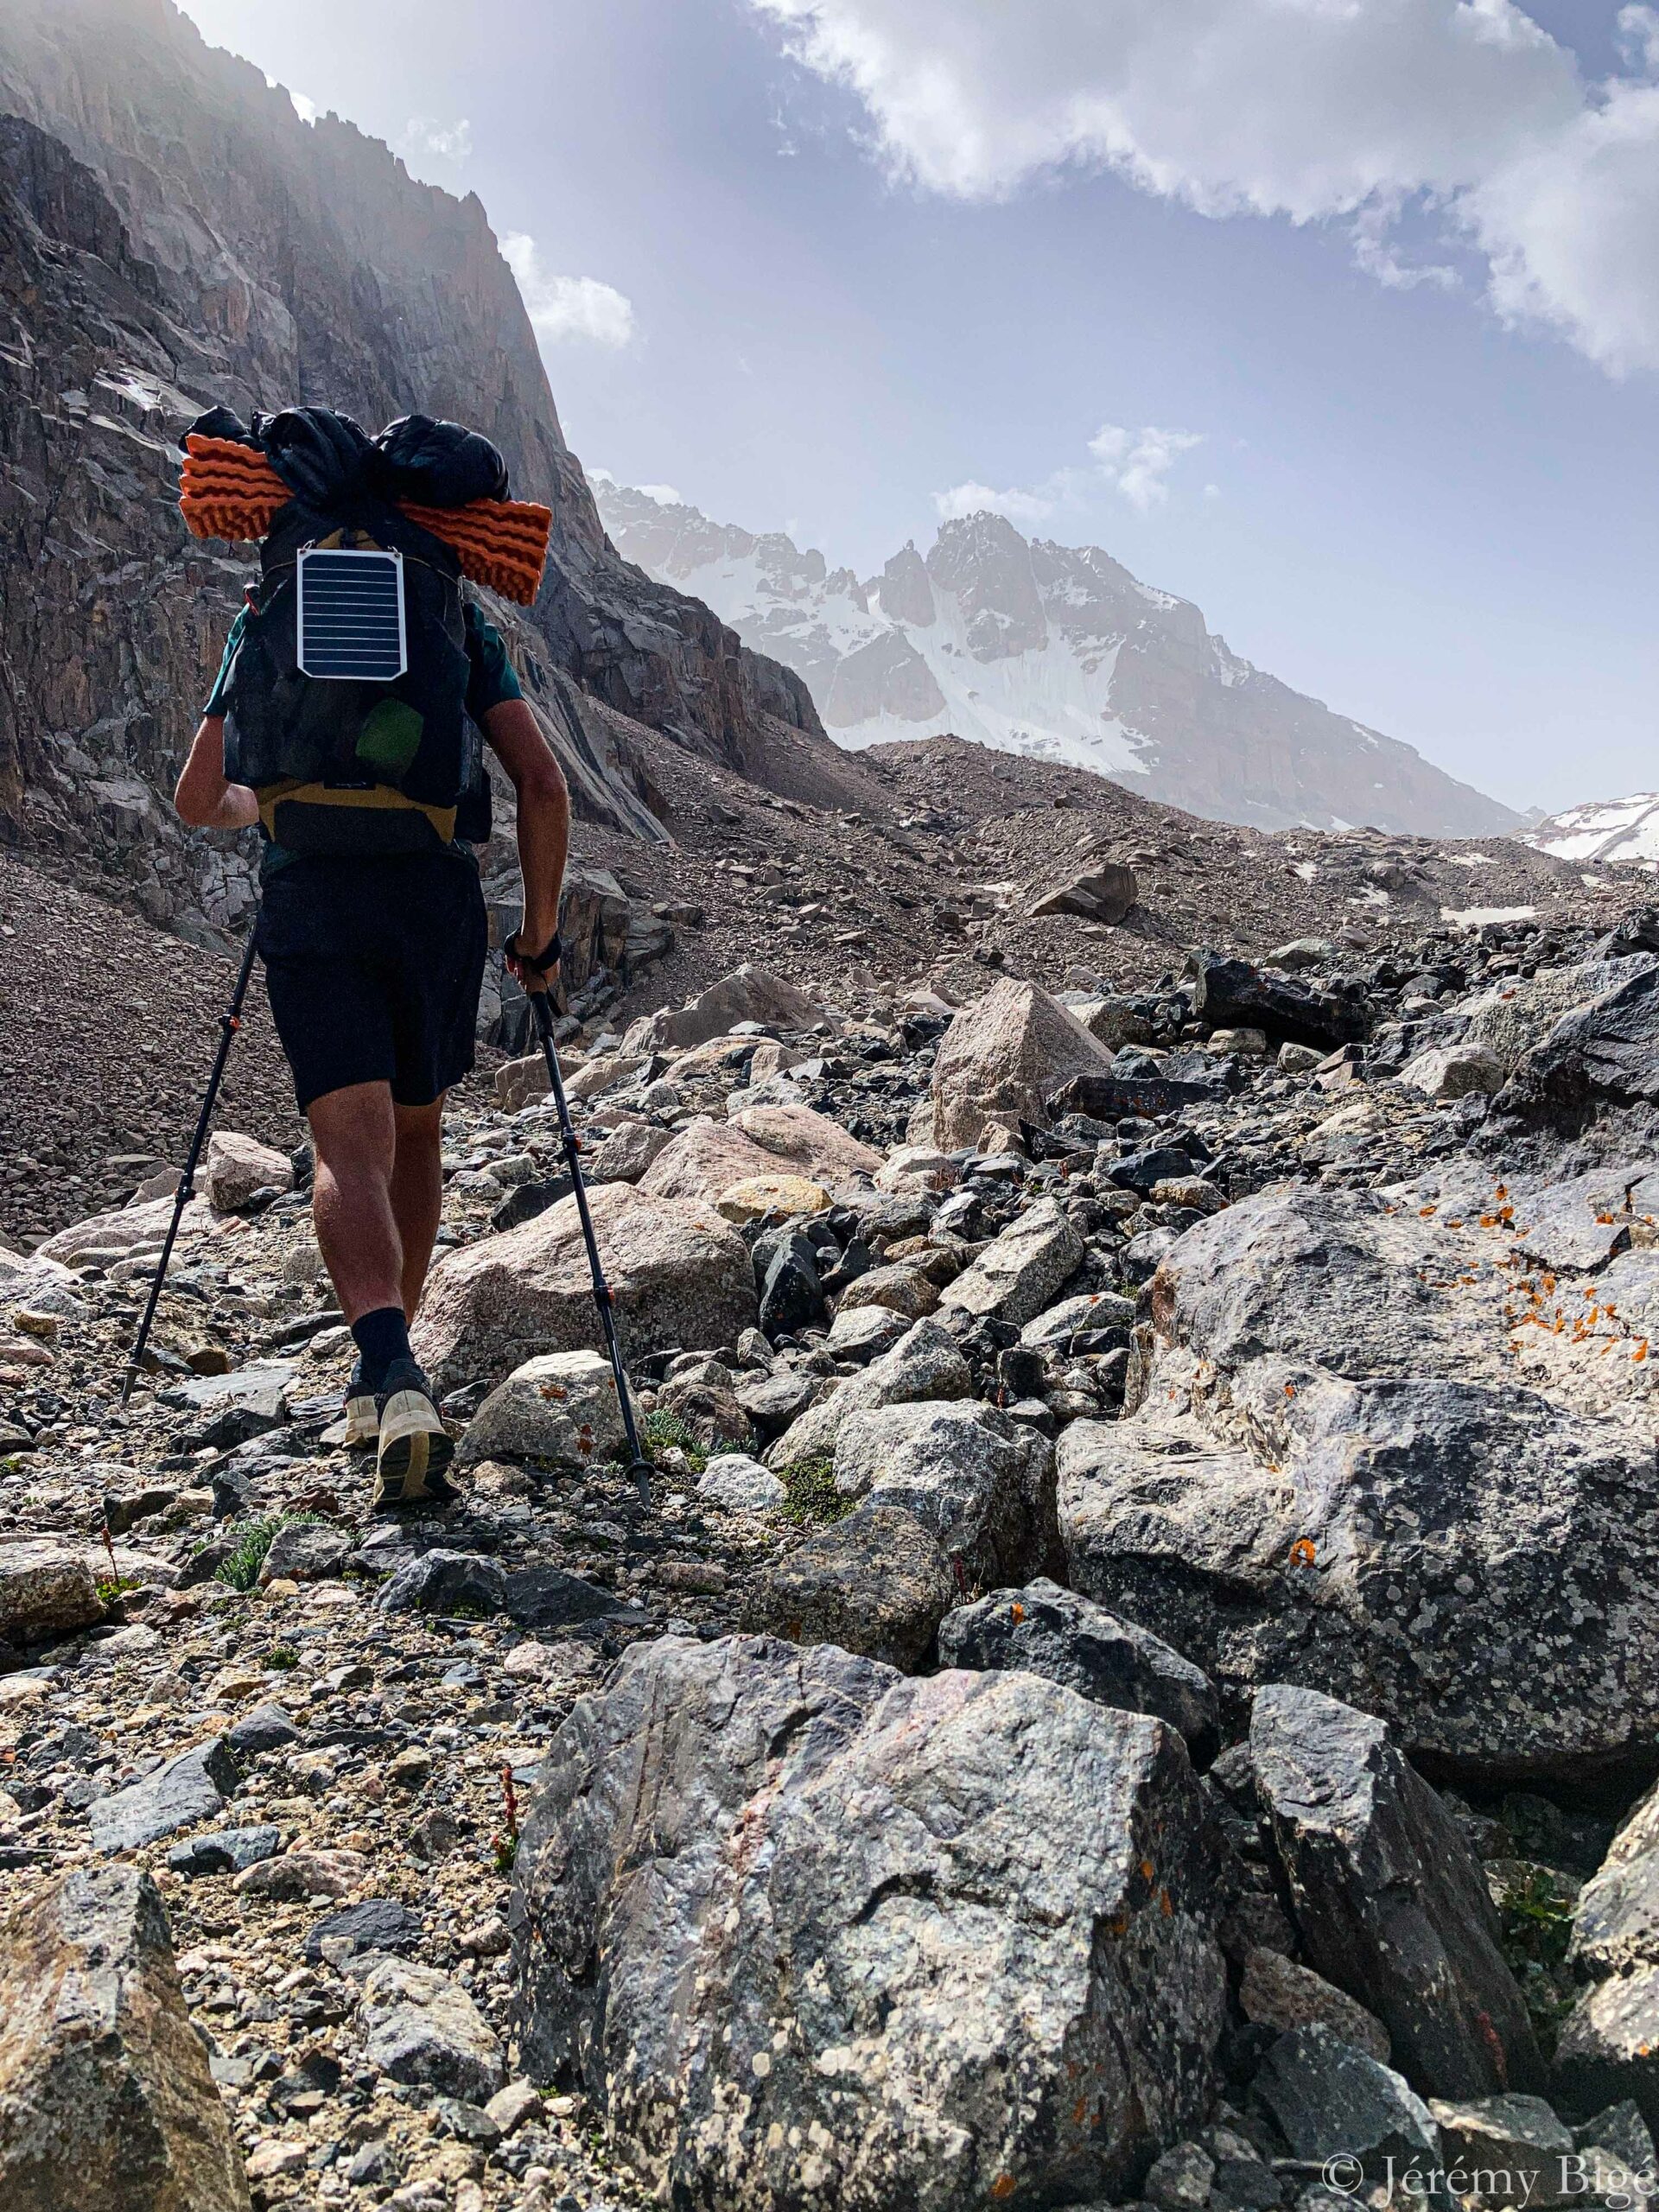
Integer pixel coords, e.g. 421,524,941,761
375,1388,456,1506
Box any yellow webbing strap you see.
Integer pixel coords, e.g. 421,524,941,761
256,779,458,843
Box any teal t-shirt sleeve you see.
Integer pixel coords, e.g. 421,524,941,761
203,607,246,716
463,601,524,721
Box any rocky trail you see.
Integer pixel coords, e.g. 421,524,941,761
10,896,1659,2208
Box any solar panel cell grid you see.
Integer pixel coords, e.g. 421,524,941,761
296,547,407,681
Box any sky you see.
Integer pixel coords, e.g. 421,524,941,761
175,0,1659,816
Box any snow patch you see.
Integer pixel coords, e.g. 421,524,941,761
1440,905,1537,928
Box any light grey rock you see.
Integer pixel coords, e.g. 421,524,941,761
696,1454,786,1515
942,1196,1084,1327
928,976,1115,1149
938,1578,1217,1758
1144,2139,1216,2212
359,1956,503,2102
833,1401,1062,1586
1396,1042,1505,1100
624,965,824,1055
1020,1289,1137,1348
766,1316,971,1471
202,1129,293,1211
257,1521,350,1586
1510,1165,1659,1274
458,1349,636,1468
1464,957,1656,1074
166,1825,283,1878
1555,1785,1659,2126
512,1634,1226,2208
164,1361,294,1421
744,1503,957,1669
90,1735,239,1854
1254,2026,1446,2204
823,1304,911,1361
1249,1684,1541,2097
0,1865,251,2209
0,1541,104,1643
583,1121,675,1183
413,1180,756,1390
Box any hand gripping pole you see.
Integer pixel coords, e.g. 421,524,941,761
120,925,260,1404
526,985,653,1503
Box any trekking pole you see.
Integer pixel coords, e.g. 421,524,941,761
120,923,260,1404
520,965,652,1505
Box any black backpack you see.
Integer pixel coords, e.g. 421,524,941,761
206,407,499,855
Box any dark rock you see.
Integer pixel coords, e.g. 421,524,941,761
167,1824,283,1877
1250,1685,1541,2097
1108,1146,1198,1196
743,1503,957,1670
1049,1070,1232,1122
304,1897,424,1965
938,1577,1217,1760
490,1175,572,1233
1188,952,1370,1053
502,1567,621,1631
1254,2026,1447,2205
89,1736,239,1854
759,1234,826,1340
226,1702,300,1755
375,1550,506,1618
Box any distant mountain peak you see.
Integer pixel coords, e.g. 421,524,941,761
595,479,1518,839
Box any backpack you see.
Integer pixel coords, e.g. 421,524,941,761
211,408,499,856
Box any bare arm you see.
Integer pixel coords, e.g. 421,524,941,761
482,696,570,988
175,715,259,830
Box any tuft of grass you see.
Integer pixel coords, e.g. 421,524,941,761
213,1513,323,1594
94,1574,138,1606
264,1646,300,1671
778,1455,851,1530
1494,1863,1579,2055
642,1408,709,1476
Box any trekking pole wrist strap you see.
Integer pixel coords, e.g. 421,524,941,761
510,927,563,977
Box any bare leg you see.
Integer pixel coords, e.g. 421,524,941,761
307,1082,403,1325
391,1096,446,1320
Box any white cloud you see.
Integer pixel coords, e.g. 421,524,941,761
933,477,1065,525
1089,423,1203,511
501,232,636,348
400,116,473,167
635,483,684,505
265,74,317,124
751,0,1659,375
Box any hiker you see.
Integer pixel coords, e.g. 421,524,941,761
173,404,569,1506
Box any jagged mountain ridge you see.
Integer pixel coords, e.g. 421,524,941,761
1529,794,1659,868
0,0,824,936
596,480,1518,840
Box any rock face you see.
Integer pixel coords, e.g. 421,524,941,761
1058,1185,1659,1782
0,0,822,932
0,1864,251,2210
1249,1685,1541,2097
927,978,1114,1148
833,1401,1062,1587
412,1180,755,1390
512,1635,1227,2208
597,484,1518,837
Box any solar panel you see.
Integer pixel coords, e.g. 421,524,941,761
296,546,407,681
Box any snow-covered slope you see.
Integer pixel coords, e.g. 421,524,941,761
1529,795,1659,866
594,480,1518,838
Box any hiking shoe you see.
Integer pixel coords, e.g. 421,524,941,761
373,1357,457,1508
321,1358,378,1451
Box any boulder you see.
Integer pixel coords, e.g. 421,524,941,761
1249,1684,1541,2096
1254,2026,1445,2202
696,1454,786,1515
1076,996,1155,1051
0,1542,104,1643
937,1577,1217,1758
1398,1043,1506,1100
1020,1288,1136,1349
1186,951,1370,1053
1554,1782,1659,2125
493,1052,549,1111
832,1261,939,1319
89,1737,239,1856
512,1635,1226,2206
624,964,823,1054
1427,2094,1576,2208
927,977,1115,1148
1238,1946,1389,2063
715,1173,831,1224
729,1103,882,1188
375,1550,506,1618
744,1503,957,1669
33,1192,207,1269
874,1146,958,1192
1498,961,1659,1138
766,1318,971,1471
833,1402,1061,1587
637,1118,783,1205
1058,1185,1659,1781
757,1230,827,1339
202,1129,293,1211
0,1865,250,2209
458,1350,636,1468
412,1180,755,1391
359,1957,503,2102
941,1196,1084,1326
1465,956,1655,1073
824,1305,910,1361
1510,1165,1659,1274
582,1120,674,1184
166,1826,283,1878
256,1522,350,1586
1047,1069,1230,1122
1027,861,1138,925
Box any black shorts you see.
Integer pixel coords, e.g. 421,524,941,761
257,849,489,1114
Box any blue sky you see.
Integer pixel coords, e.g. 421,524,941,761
178,0,1659,815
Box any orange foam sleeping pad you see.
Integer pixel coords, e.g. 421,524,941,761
178,433,552,604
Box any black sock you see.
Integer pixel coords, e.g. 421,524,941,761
350,1306,412,1394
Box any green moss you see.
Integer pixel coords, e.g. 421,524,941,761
778,1455,851,1530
